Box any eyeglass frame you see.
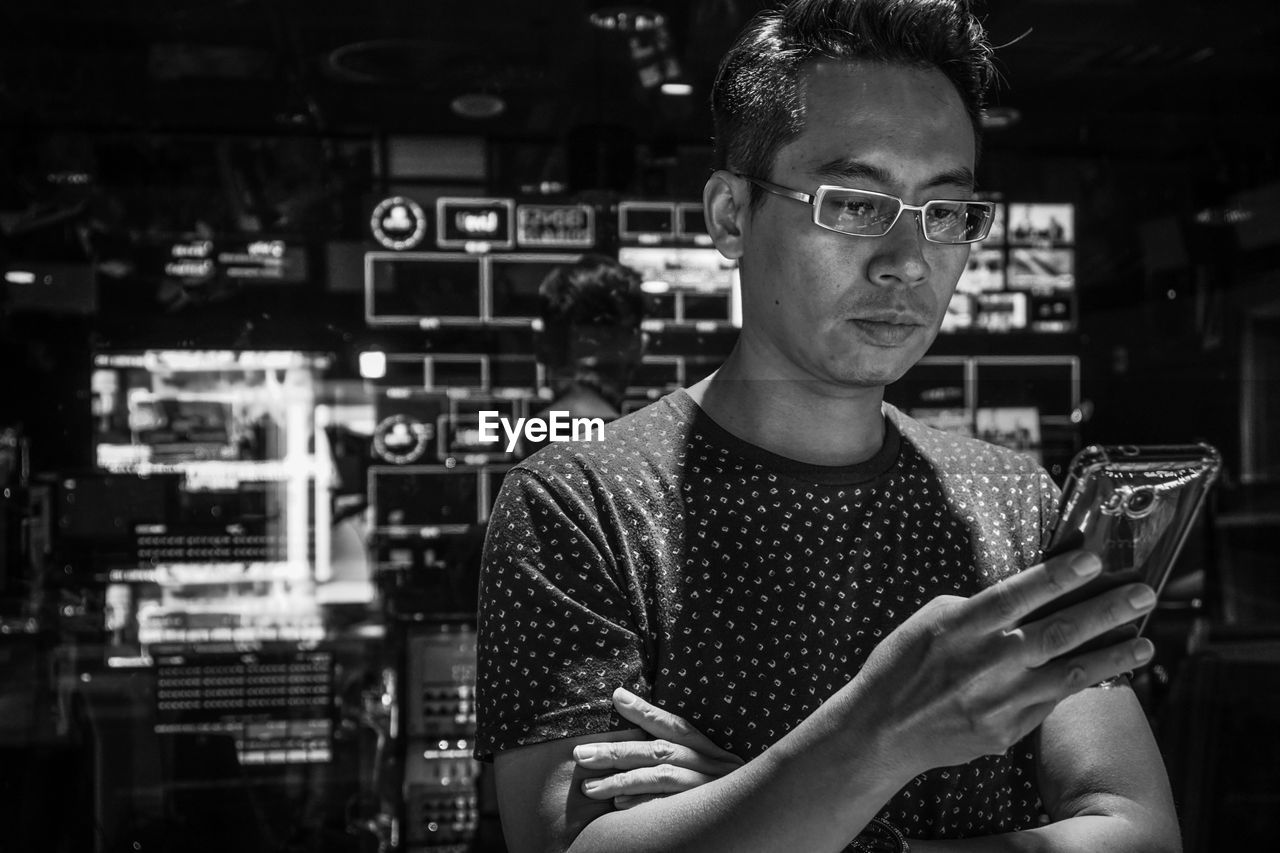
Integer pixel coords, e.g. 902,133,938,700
734,173,996,245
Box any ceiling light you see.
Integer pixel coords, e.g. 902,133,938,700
588,6,667,32
660,82,693,96
450,93,506,120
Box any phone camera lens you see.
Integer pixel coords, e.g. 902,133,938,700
1125,487,1155,518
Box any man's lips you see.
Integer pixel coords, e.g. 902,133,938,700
849,313,925,326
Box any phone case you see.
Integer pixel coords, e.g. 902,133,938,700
1032,443,1222,639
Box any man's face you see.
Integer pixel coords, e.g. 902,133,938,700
732,60,977,390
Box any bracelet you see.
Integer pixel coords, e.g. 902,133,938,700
852,817,910,853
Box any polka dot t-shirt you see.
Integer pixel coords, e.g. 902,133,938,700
476,389,1059,841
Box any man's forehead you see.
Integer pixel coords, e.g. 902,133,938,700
780,59,977,188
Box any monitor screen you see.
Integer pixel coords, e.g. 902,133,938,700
489,255,581,319
371,467,481,530
92,350,331,475
618,246,737,294
1007,203,1075,246
956,248,1006,294
365,253,482,323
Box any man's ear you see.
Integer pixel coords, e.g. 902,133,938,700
703,170,750,260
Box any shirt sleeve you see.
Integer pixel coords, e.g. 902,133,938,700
474,466,649,761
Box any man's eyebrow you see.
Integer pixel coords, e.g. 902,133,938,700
813,159,895,185
812,159,977,192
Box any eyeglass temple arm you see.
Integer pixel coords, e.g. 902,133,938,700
733,174,814,205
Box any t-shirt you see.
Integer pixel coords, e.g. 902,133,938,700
476,389,1059,841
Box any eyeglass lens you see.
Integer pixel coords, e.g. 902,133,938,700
817,189,992,243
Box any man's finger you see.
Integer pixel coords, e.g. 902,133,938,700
1024,636,1155,704
611,687,744,765
1017,582,1156,666
573,738,739,776
581,766,715,800
965,550,1102,631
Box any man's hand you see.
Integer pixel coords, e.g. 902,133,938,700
848,548,1157,775
573,687,745,810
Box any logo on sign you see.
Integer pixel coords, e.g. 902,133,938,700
371,196,428,251
456,210,500,236
517,204,595,248
436,198,515,249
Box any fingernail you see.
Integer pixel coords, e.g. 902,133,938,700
1129,586,1157,610
582,780,600,794
573,745,596,761
613,686,636,706
1071,553,1102,577
1134,640,1155,663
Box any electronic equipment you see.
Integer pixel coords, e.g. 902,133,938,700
488,254,581,320
1025,443,1222,649
365,253,483,325
154,648,333,765
404,624,481,849
370,467,484,536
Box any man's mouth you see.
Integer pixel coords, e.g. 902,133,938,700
848,317,921,345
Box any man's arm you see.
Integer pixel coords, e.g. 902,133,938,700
491,552,1158,853
495,682,910,853
909,685,1181,853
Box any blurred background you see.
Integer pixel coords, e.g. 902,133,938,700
1,1,1278,851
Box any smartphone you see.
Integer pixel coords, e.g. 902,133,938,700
1023,443,1222,649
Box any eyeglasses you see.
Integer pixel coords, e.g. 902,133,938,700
736,174,996,244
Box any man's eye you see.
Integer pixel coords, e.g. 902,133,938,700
838,200,876,219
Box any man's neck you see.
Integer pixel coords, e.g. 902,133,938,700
685,347,887,467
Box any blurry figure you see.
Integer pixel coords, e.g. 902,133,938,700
526,255,646,455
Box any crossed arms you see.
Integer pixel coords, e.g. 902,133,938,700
492,551,1181,853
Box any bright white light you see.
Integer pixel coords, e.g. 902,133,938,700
640,280,671,294
660,82,693,96
4,270,36,285
359,351,387,379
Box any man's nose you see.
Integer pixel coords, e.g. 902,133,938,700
867,209,930,287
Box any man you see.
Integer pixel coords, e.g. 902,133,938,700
475,2,1180,852
523,254,647,456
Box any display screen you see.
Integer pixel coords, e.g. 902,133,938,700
443,397,524,461
1009,248,1075,290
87,350,373,664
1007,203,1075,246
975,406,1042,463
975,292,1029,332
618,246,737,294
956,248,1006,294
371,467,481,529
619,203,675,238
939,200,1076,334
489,255,580,319
365,254,482,323
93,350,330,475
154,649,333,765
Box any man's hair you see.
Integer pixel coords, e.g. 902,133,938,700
712,0,995,201
537,254,645,383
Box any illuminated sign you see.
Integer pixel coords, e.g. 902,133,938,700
371,196,428,251
217,239,307,283
516,204,595,248
436,198,515,250
164,239,216,281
